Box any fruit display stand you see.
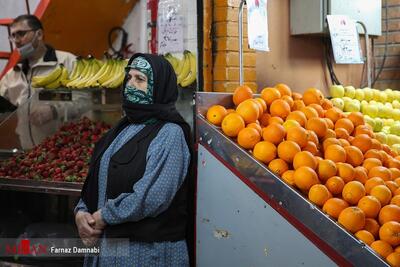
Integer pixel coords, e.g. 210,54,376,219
195,92,388,266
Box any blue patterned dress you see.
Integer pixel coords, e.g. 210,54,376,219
75,122,190,266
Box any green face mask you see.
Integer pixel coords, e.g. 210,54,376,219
124,56,154,104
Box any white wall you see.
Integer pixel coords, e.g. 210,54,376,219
0,0,41,72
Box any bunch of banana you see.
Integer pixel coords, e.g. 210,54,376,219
65,56,104,89
100,59,127,89
164,50,197,88
31,64,69,89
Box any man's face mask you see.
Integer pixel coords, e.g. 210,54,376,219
17,31,38,60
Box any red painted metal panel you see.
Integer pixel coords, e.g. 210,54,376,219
0,52,11,59
0,18,13,26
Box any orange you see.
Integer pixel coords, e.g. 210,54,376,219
293,166,320,191
335,118,354,135
338,207,365,233
370,139,383,150
307,130,319,145
386,181,400,195
226,108,235,114
355,230,375,245
221,113,246,137
275,83,292,96
308,184,331,206
379,204,400,225
321,98,334,110
292,92,302,100
303,87,324,105
338,139,350,148
389,171,400,180
325,144,346,163
270,99,291,119
206,105,228,126
255,97,267,113
278,141,301,163
355,125,374,138
342,181,365,205
323,129,336,140
344,146,364,167
325,176,345,195
335,128,350,140
318,159,337,182
262,123,286,145
282,170,295,185
286,111,307,127
371,240,393,258
286,126,308,148
363,158,383,172
396,186,400,196
364,149,384,162
358,195,381,218
259,113,271,127
392,195,400,207
233,85,253,106
281,95,294,109
268,116,284,125
306,117,328,138
247,122,262,135
301,106,319,120
303,141,319,156
323,198,349,219
322,138,341,151
237,127,261,150
261,87,281,106
388,159,400,169
365,218,380,238
268,158,289,176
395,246,400,253
309,104,324,117
369,166,392,181
351,134,373,154
252,141,277,164
370,185,392,206
387,252,400,267
354,166,368,184
250,99,264,119
293,151,317,170
348,112,365,127
236,99,259,124
325,107,342,123
365,177,386,194
380,221,400,246
324,118,334,130
293,100,306,111
336,162,355,183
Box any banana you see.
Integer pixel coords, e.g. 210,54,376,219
165,53,177,69
31,66,63,87
180,52,197,87
68,58,83,80
85,59,111,87
98,60,116,85
102,60,125,88
177,51,191,84
174,55,184,75
66,59,91,88
74,60,98,89
44,65,69,89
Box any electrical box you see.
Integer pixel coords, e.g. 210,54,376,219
290,0,382,36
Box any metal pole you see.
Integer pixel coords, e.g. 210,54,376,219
356,21,371,88
239,0,246,85
25,0,31,14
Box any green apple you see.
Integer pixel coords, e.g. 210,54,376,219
379,106,391,119
394,90,400,101
355,89,365,101
394,109,400,121
365,104,379,118
382,126,391,134
375,132,388,144
364,88,373,101
361,100,369,113
384,118,395,127
330,85,345,98
393,100,400,109
385,103,393,109
369,100,378,106
372,89,381,102
385,89,394,102
387,134,400,145
374,118,384,132
331,98,344,110
379,91,388,103
392,144,400,154
344,100,360,112
364,116,375,129
344,86,356,98
390,123,400,135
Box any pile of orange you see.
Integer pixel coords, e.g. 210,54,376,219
206,84,400,266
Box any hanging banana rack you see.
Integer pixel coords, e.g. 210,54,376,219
239,0,246,85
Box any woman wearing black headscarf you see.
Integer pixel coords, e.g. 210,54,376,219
74,53,192,266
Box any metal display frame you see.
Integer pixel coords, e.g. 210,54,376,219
195,92,388,266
